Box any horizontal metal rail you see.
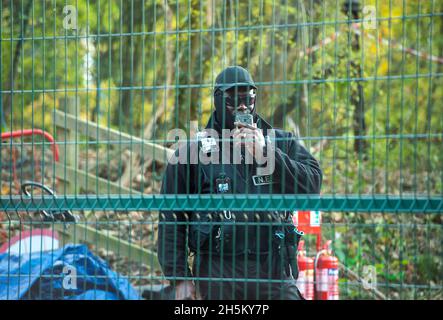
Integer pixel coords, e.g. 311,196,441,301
1,195,442,213
2,72,442,95
1,12,442,43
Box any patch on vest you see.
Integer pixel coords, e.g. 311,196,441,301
252,174,274,186
216,175,231,193
197,131,219,154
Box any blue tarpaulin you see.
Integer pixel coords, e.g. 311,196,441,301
0,244,140,300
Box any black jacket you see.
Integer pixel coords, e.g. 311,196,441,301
157,113,322,278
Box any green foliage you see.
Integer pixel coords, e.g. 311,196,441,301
1,0,442,299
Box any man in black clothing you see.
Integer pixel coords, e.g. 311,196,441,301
157,66,322,300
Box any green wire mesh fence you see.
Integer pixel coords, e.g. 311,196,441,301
0,0,442,300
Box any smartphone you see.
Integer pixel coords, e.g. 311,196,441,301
235,113,254,127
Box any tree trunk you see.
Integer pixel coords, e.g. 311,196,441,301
272,0,316,131
176,10,212,134
143,2,174,140
112,1,144,134
1,0,32,124
350,24,367,155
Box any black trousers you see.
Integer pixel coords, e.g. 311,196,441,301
192,253,303,300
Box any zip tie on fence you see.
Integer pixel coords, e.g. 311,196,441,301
351,23,443,64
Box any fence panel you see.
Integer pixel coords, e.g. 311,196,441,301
0,0,442,300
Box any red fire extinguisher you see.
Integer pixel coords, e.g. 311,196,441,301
296,240,315,300
315,240,339,300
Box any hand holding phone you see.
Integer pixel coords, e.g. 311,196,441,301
234,113,254,127
233,115,266,162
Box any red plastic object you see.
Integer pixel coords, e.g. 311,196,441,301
292,210,321,234
292,210,322,251
1,129,59,162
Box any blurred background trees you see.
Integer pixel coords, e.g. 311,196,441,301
1,0,442,195
1,0,442,299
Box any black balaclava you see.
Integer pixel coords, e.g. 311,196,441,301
213,66,258,130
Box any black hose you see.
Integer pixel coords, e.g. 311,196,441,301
20,181,77,222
